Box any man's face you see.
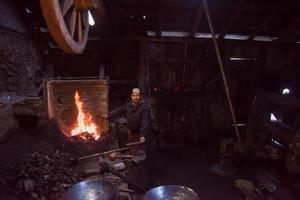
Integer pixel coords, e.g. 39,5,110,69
131,92,141,104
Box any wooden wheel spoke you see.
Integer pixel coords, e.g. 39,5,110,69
62,0,74,16
82,11,87,29
77,12,82,42
69,7,77,37
40,0,90,53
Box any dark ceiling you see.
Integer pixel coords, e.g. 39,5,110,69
104,0,300,40
15,0,300,51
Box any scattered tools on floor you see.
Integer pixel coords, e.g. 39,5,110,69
99,161,146,192
130,158,139,165
70,147,130,166
234,176,277,200
234,179,255,196
70,141,143,166
108,152,135,161
126,141,143,147
119,188,135,193
119,155,135,159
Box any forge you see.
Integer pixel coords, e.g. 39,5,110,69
46,78,111,153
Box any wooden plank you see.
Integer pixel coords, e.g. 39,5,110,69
264,91,300,110
262,120,290,141
84,35,300,46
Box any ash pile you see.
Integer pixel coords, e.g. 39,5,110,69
5,150,83,200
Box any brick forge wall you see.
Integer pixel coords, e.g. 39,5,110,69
0,28,44,95
47,79,109,137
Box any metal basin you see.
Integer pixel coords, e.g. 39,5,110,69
142,185,199,200
65,179,118,200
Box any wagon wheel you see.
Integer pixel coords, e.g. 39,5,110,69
40,0,98,54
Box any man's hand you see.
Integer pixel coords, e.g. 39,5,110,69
101,114,108,118
140,136,146,143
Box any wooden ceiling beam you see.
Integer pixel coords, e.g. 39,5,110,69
248,0,285,40
219,0,247,39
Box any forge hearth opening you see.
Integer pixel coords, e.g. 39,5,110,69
46,78,109,141
70,91,101,141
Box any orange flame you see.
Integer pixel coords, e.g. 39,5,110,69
70,91,101,140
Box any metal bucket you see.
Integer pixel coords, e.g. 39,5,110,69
65,179,118,200
142,185,199,200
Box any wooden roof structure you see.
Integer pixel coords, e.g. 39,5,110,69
17,0,300,46
103,0,300,43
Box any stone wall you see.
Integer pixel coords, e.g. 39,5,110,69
0,28,44,94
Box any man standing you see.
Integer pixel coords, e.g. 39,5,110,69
103,88,153,190
102,88,152,144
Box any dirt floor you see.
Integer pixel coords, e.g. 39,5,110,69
0,122,299,200
147,143,299,200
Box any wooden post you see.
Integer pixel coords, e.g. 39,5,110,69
203,0,242,148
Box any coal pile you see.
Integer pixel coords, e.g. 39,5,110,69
5,150,83,199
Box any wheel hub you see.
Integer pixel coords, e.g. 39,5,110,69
74,0,98,11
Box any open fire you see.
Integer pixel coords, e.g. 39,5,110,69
70,91,101,141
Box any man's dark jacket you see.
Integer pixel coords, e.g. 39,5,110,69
107,99,152,136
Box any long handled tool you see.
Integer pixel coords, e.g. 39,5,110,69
70,141,143,166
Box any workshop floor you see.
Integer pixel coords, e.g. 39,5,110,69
0,126,299,200
147,143,242,200
147,142,299,200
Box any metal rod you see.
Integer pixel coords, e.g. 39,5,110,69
203,0,242,148
79,141,142,160
79,146,131,160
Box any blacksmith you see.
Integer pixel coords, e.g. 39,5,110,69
102,88,152,145
103,88,153,190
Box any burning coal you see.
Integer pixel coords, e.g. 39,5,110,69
70,91,101,140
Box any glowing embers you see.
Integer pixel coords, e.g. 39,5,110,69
70,91,101,141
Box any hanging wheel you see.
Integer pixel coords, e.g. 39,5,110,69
40,0,97,54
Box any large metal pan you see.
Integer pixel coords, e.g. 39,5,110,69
142,185,199,200
65,179,118,200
